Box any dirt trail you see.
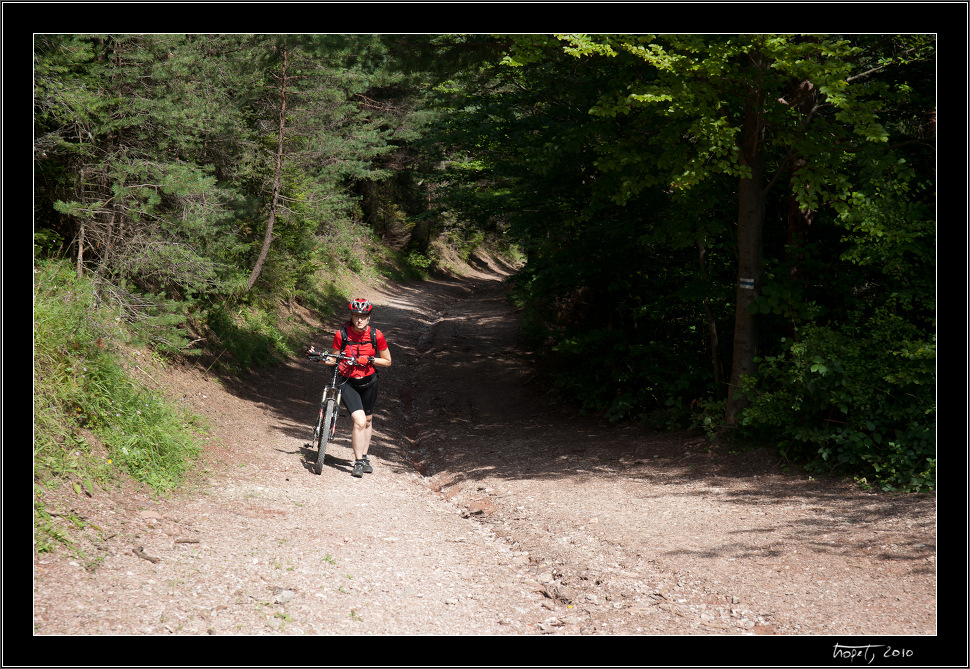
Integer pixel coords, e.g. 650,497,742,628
33,254,937,646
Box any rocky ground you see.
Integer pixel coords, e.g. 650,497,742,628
31,252,944,661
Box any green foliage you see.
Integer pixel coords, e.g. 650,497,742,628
468,34,936,490
34,493,75,554
739,314,935,492
34,260,205,494
73,352,204,491
32,32,440,362
33,228,65,257
204,304,296,373
403,249,436,277
32,33,937,495
836,183,936,322
510,199,734,426
32,34,480,513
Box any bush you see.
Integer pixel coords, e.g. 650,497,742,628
738,311,936,491
204,302,299,373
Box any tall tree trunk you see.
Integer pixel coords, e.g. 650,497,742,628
247,47,288,293
724,60,766,426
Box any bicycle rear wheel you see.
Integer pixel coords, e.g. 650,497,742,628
314,398,338,475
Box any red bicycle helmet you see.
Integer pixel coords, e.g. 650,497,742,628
348,298,373,314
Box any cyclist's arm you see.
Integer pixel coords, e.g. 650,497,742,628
373,345,392,369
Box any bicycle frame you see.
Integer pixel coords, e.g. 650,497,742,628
320,363,344,412
306,351,357,474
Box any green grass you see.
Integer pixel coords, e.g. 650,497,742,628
34,260,206,499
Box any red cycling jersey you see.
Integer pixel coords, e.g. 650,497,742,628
332,324,387,379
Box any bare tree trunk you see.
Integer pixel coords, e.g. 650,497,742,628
76,222,86,279
247,47,288,293
724,58,766,426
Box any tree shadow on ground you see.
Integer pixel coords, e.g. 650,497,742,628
202,264,935,567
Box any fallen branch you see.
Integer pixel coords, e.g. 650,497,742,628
132,546,160,563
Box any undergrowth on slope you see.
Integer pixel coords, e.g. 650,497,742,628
33,261,205,497
32,226,517,554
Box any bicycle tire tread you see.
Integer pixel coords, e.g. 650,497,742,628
314,399,338,475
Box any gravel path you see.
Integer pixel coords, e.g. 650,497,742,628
32,254,942,660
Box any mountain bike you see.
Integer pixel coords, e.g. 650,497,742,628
305,350,358,475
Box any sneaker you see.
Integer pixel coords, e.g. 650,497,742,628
351,460,365,478
361,456,374,474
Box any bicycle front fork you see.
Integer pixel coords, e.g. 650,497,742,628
315,388,342,439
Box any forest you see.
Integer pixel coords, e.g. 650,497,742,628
33,34,936,497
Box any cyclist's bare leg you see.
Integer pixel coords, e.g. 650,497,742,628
350,410,374,460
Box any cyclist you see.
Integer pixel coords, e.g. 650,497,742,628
308,298,392,477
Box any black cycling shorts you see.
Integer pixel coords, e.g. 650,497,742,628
340,374,378,416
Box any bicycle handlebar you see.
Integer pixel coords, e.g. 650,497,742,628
306,351,368,365
307,351,350,362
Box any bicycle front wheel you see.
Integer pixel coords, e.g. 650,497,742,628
314,398,338,475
